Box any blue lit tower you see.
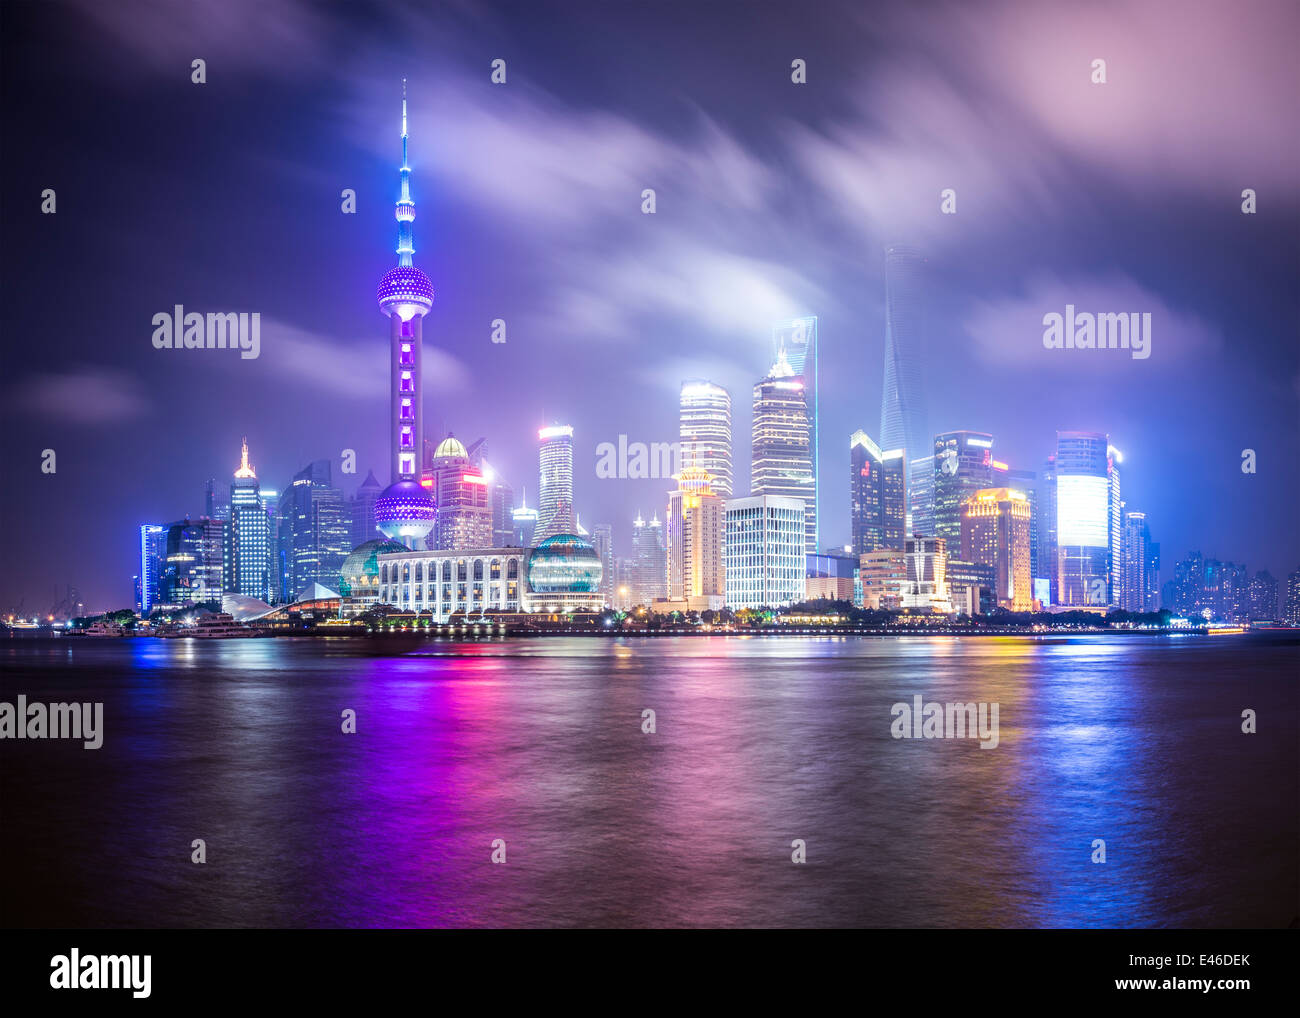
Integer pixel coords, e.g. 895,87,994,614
374,80,437,547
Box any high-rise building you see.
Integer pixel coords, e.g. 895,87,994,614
960,487,1033,610
464,441,517,548
947,558,997,616
160,516,226,607
901,535,951,613
512,487,539,548
230,438,271,602
679,380,732,498
1039,453,1058,602
278,459,350,600
1121,512,1153,612
1055,431,1111,608
667,467,725,601
752,348,816,552
1285,569,1300,625
373,81,437,550
137,524,167,615
425,434,493,551
536,424,575,541
879,246,929,465
932,431,994,547
724,495,806,610
591,524,615,607
993,463,1039,580
630,512,667,605
908,454,934,537
849,430,906,554
349,470,384,548
772,317,818,547
1247,570,1278,622
1108,446,1124,609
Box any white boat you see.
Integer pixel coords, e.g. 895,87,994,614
189,613,257,638
85,620,127,637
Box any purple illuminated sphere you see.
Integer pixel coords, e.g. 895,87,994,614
377,266,434,320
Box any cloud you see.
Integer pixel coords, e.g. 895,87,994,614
11,368,149,423
963,272,1223,371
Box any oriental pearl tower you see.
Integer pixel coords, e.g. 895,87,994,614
373,80,437,548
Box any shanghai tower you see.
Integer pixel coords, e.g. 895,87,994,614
373,81,437,549
879,246,929,464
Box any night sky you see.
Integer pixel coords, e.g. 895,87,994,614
2,0,1297,613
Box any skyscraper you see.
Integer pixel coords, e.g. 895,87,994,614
678,380,732,498
591,523,615,607
1121,511,1152,613
961,488,1033,610
932,431,994,547
512,488,539,548
772,316,818,546
426,434,493,551
1108,446,1124,608
373,81,437,550
879,246,929,465
908,454,935,537
160,517,226,607
994,463,1039,580
1247,570,1277,621
1039,453,1058,603
1285,568,1300,625
724,495,806,610
667,467,725,602
849,430,906,554
536,424,576,541
752,348,816,552
349,470,384,549
1055,431,1110,608
278,459,350,599
230,438,271,601
630,512,667,604
900,535,951,613
137,524,166,615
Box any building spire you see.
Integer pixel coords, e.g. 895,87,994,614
234,437,256,479
395,78,416,267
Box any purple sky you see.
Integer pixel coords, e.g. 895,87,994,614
2,0,1298,612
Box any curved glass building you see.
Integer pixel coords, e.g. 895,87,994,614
526,534,604,613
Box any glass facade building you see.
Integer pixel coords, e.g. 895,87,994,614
536,425,575,542
932,431,995,547
849,430,906,554
879,246,929,466
752,349,816,553
679,380,732,499
724,495,806,610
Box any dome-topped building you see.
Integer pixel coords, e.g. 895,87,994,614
338,538,409,600
526,534,605,614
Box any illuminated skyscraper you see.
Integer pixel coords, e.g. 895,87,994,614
591,523,615,606
724,495,806,610
880,247,929,465
908,454,934,537
849,430,906,554
752,348,816,552
426,434,492,550
900,535,951,613
772,316,818,545
230,438,271,601
932,431,994,547
137,524,166,614
278,460,350,599
679,380,732,498
667,467,725,601
349,470,383,548
993,462,1039,581
1055,431,1110,608
160,517,226,607
512,487,539,548
1122,511,1153,612
1039,453,1058,603
536,424,575,541
373,81,437,549
1108,446,1124,609
630,512,667,604
960,487,1033,611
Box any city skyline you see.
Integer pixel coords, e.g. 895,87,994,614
2,0,1298,613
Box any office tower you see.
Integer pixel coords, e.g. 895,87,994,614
679,380,733,498
879,246,929,464
1108,446,1124,609
724,495,806,610
901,535,951,613
947,558,997,616
426,434,493,550
667,467,725,602
1285,569,1300,625
512,488,539,548
536,424,575,541
137,524,167,615
1146,541,1160,611
591,524,615,606
960,488,1032,610
772,316,819,546
858,549,907,610
805,551,857,602
993,462,1039,580
349,470,384,548
160,516,226,607
1054,431,1110,608
1121,512,1152,612
230,438,271,601
1039,453,1058,602
373,81,437,549
752,348,816,552
932,431,994,547
464,442,517,548
260,488,281,603
1247,570,1278,621
204,478,230,521
849,430,906,554
279,459,350,599
630,512,668,604
908,454,934,537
